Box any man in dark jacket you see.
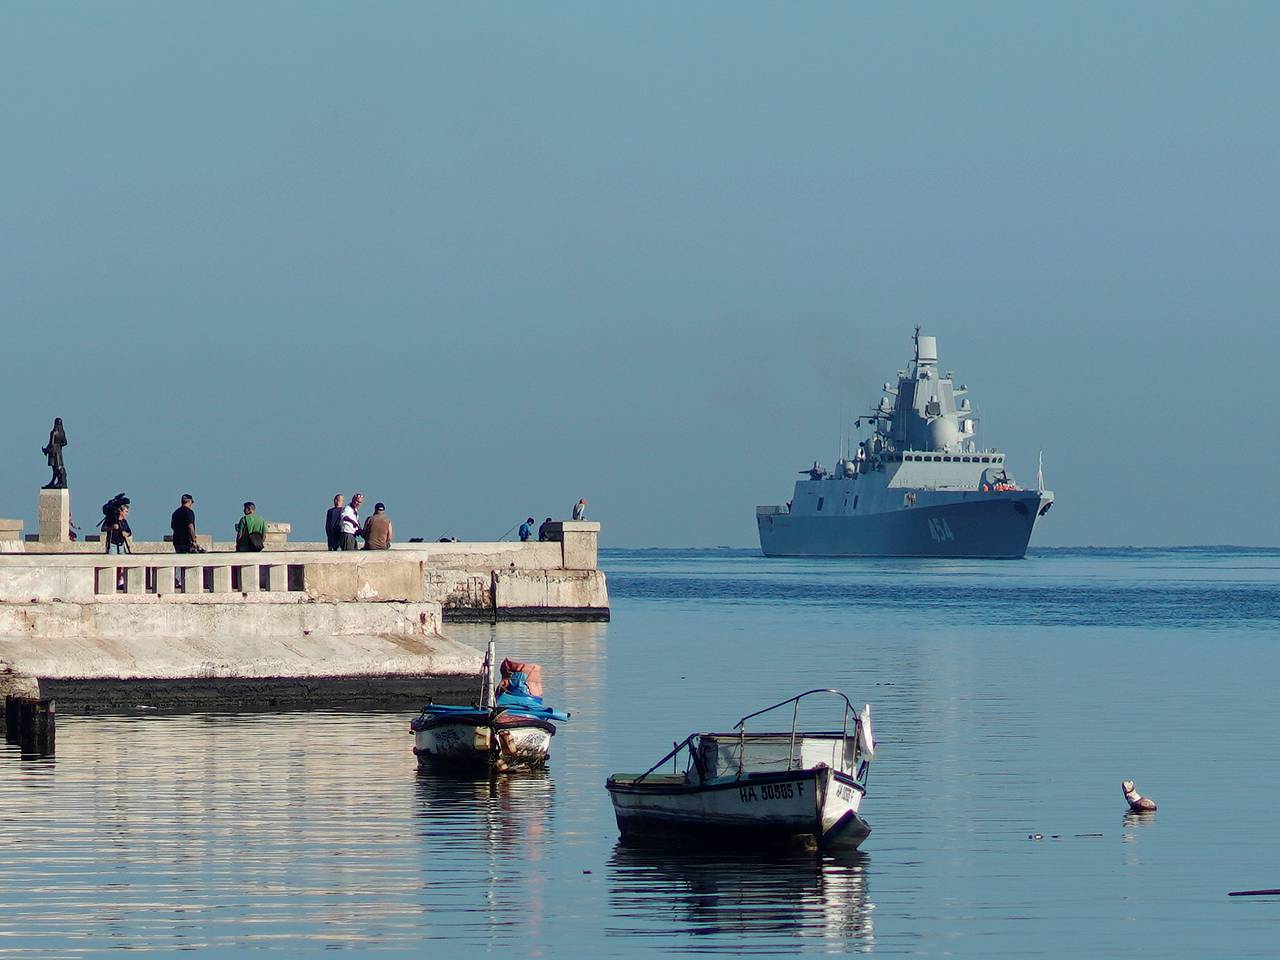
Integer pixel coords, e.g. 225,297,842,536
325,494,344,551
171,494,198,554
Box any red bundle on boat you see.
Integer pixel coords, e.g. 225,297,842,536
497,658,544,698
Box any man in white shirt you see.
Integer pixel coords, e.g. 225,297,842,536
339,492,364,550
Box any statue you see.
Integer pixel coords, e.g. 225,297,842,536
41,417,68,489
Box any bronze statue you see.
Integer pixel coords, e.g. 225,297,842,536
42,417,67,489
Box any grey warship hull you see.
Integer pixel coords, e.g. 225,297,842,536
758,491,1050,559
757,330,1054,560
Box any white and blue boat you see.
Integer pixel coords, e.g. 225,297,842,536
411,642,569,772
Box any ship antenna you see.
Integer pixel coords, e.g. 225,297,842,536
1037,450,1045,493
839,400,845,460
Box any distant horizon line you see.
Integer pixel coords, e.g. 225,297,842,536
598,544,1280,552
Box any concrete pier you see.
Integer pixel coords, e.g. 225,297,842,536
4,520,610,621
0,552,482,710
0,488,607,708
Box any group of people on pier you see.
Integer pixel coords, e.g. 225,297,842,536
518,499,588,542
168,495,267,555
324,493,393,551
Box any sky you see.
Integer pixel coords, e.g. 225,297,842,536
2,2,1277,548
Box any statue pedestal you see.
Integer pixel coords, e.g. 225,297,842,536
38,488,71,545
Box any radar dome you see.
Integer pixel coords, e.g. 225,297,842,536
926,417,959,450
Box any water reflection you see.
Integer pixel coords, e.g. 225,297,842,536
413,768,555,853
607,845,875,953
1121,810,1158,847
411,770,557,947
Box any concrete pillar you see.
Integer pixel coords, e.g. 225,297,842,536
264,522,291,547
180,565,204,594
239,565,259,593
266,564,287,592
210,565,232,593
547,521,600,570
123,566,145,594
38,488,71,545
155,566,176,595
94,567,116,595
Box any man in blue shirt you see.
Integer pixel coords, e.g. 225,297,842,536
519,517,535,542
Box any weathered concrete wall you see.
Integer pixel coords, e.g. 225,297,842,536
0,598,442,642
0,604,479,708
493,569,609,620
303,557,425,602
0,553,481,709
0,523,609,620
406,523,608,620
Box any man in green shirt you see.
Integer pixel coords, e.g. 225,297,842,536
235,501,267,552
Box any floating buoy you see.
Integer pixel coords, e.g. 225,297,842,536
1123,780,1157,812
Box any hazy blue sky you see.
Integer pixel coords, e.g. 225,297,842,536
2,2,1277,547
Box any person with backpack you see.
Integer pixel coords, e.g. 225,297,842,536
235,502,267,552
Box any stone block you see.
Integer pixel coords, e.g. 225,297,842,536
95,567,117,595
210,565,232,593
122,566,145,594
547,521,600,570
266,564,287,592
179,564,203,594
304,559,425,602
492,569,610,611
155,566,176,596
38,488,71,545
0,518,22,541
264,522,291,546
238,564,260,593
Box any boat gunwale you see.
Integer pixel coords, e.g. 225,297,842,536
606,765,865,796
411,714,558,736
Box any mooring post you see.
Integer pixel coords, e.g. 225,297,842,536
29,699,55,755
4,696,55,755
3,695,19,744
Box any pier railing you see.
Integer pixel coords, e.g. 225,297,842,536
0,551,428,604
93,558,306,596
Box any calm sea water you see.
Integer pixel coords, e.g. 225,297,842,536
4,547,1280,957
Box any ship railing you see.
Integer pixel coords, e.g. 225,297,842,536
734,688,856,774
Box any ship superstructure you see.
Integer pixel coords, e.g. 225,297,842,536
756,330,1053,558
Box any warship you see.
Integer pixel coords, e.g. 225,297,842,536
756,330,1053,559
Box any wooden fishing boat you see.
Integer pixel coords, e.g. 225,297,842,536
411,642,569,772
606,690,875,847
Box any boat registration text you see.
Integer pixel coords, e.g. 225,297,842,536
739,781,805,803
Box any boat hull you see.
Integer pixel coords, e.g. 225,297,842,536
607,766,869,848
413,714,556,772
758,493,1050,559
